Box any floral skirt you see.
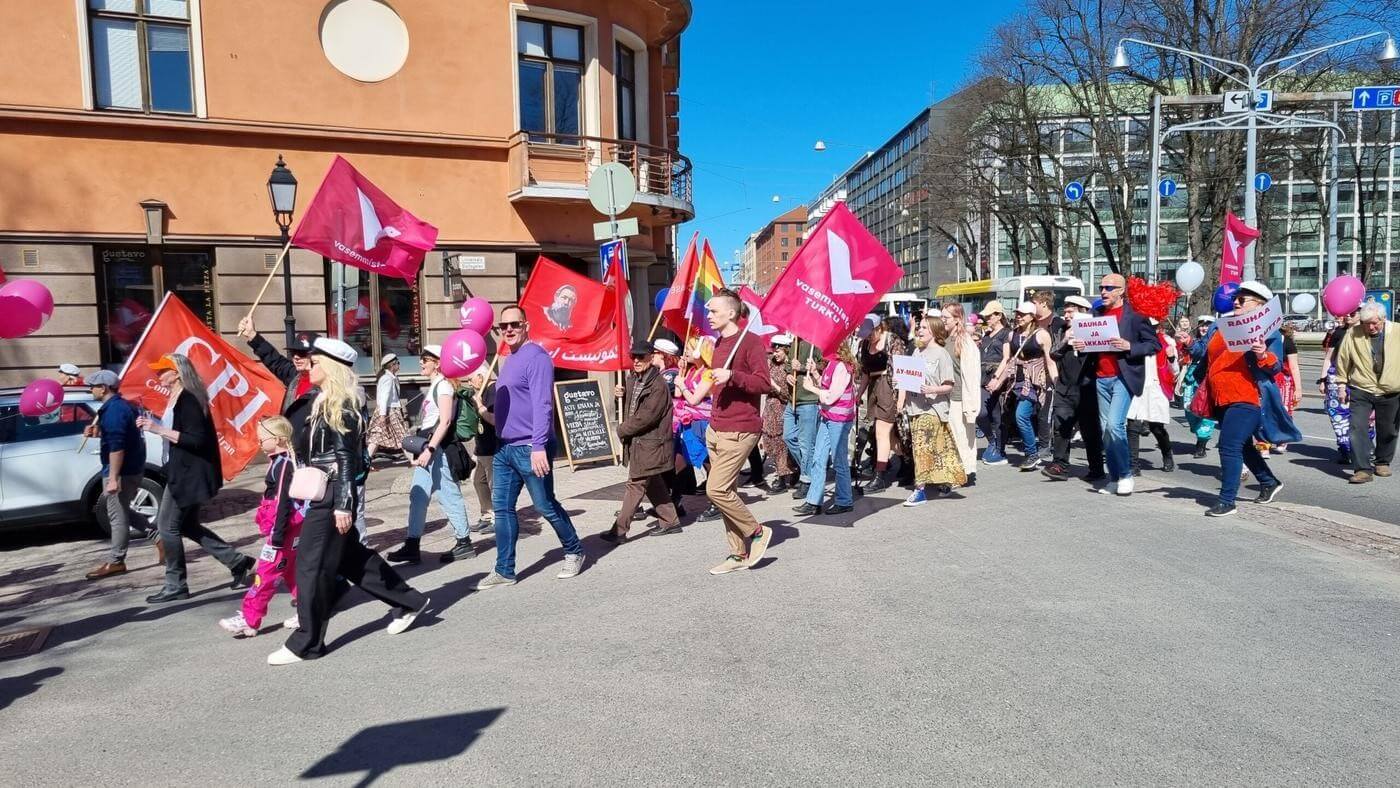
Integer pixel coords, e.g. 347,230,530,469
760,401,795,476
367,407,411,449
910,413,967,487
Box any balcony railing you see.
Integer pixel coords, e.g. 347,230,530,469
508,131,694,214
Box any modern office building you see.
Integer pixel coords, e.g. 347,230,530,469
752,205,807,292
0,0,693,388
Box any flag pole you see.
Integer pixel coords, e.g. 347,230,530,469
246,240,293,318
645,309,665,341
721,321,752,370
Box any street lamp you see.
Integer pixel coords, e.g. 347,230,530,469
1111,31,1396,280
267,154,298,348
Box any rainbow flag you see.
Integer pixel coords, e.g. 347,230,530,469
660,233,726,339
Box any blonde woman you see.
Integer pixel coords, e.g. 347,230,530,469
269,338,428,666
940,304,982,483
901,317,966,505
138,354,255,603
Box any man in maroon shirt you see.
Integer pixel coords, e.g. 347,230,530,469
703,290,774,575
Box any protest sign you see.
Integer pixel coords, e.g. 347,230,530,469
1070,315,1123,352
891,354,926,393
1219,297,1284,351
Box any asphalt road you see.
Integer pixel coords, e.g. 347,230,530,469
1,445,1397,785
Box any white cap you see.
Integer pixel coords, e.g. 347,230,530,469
380,353,398,369
770,334,793,347
925,307,943,318
1065,295,1093,310
1014,301,1037,315
652,338,680,356
1196,315,1216,324
421,344,442,360
1237,280,1274,302
59,363,81,376
312,337,357,366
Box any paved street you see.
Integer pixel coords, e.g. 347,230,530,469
2,436,1398,785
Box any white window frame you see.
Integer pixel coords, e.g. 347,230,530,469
74,0,208,117
611,24,649,145
509,4,601,141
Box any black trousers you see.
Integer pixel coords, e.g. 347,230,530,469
977,386,1006,454
1128,419,1172,468
1349,388,1400,472
1051,387,1104,473
745,445,766,481
286,497,425,659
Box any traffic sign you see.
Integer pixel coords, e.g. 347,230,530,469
593,217,639,241
1352,86,1400,110
1254,172,1273,193
1157,178,1178,199
587,162,637,217
1063,181,1084,202
1223,90,1273,113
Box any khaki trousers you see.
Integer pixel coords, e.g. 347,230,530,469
615,474,678,536
704,428,762,555
948,398,978,476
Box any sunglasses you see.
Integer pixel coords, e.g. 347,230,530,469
1100,284,1121,292
496,321,524,331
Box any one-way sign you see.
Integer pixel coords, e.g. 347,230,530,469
1352,86,1400,110
1223,90,1273,113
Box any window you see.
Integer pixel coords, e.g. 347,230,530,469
324,262,422,376
781,252,789,261
1,403,95,444
780,237,789,247
95,245,215,367
518,18,584,142
88,0,193,114
615,42,637,141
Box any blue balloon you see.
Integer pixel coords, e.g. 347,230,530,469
654,287,671,314
1212,282,1239,314
1091,298,1104,311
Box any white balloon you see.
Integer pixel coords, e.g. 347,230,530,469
1290,292,1317,315
1174,261,1205,293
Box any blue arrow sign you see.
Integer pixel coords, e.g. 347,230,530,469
1254,172,1273,193
1064,181,1084,202
1352,86,1400,110
1157,178,1178,199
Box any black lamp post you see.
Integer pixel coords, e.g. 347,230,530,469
267,154,298,348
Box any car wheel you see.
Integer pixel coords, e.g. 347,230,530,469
93,476,164,538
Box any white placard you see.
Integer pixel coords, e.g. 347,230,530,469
456,255,486,272
1219,297,1283,351
1070,315,1122,352
892,354,926,393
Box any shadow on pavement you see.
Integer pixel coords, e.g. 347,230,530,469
44,589,242,651
301,707,506,787
0,666,63,712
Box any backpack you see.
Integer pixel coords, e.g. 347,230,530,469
454,385,481,442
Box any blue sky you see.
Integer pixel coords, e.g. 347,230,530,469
678,1,1025,275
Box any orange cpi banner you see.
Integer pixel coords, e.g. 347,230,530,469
118,294,286,481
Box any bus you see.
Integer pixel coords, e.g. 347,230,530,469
873,292,926,323
933,275,1085,316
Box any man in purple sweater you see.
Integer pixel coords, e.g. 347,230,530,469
475,305,585,589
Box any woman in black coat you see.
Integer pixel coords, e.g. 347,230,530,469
267,338,428,666
138,354,255,603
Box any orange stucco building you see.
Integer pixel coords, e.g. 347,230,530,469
0,0,692,386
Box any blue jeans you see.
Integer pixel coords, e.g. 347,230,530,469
491,443,581,580
783,403,820,482
1096,377,1133,481
406,448,468,539
1014,398,1039,457
805,418,854,507
1216,403,1278,506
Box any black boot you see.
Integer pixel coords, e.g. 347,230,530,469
1192,438,1209,459
1128,424,1143,476
1161,449,1176,473
439,536,474,563
387,537,421,564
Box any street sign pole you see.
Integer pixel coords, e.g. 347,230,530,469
1146,92,1162,280
1328,101,1341,281
1243,74,1259,281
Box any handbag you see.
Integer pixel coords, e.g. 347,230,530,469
288,423,329,502
1188,376,1213,419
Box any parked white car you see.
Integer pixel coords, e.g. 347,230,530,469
0,387,164,534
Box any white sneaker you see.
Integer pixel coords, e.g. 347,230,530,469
556,552,586,579
1116,477,1135,496
218,613,257,638
474,572,516,591
282,614,299,630
386,597,429,635
267,646,303,666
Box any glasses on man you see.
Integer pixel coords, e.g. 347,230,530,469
496,321,524,331
1100,284,1121,292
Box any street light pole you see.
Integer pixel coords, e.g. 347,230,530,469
267,155,298,349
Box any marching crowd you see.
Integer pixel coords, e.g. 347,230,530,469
73,278,1400,666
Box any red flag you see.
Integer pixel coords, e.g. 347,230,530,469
513,256,628,371
1219,212,1259,286
660,232,701,338
291,156,438,282
760,204,903,355
117,294,285,481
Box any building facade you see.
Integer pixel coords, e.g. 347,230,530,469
0,0,693,387
752,205,807,293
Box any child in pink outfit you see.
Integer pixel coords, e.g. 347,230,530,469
219,416,305,638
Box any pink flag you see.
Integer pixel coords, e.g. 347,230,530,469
1219,212,1259,286
737,285,781,338
760,204,903,355
292,156,439,281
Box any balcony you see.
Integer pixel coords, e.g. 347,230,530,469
508,131,694,221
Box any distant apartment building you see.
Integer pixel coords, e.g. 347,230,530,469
739,231,758,286
752,205,807,292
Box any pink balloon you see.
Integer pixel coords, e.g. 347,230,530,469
438,328,487,378
1322,275,1366,317
968,314,982,325
19,378,64,417
0,279,55,339
457,297,494,335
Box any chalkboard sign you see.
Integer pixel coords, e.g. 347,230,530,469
553,379,618,468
